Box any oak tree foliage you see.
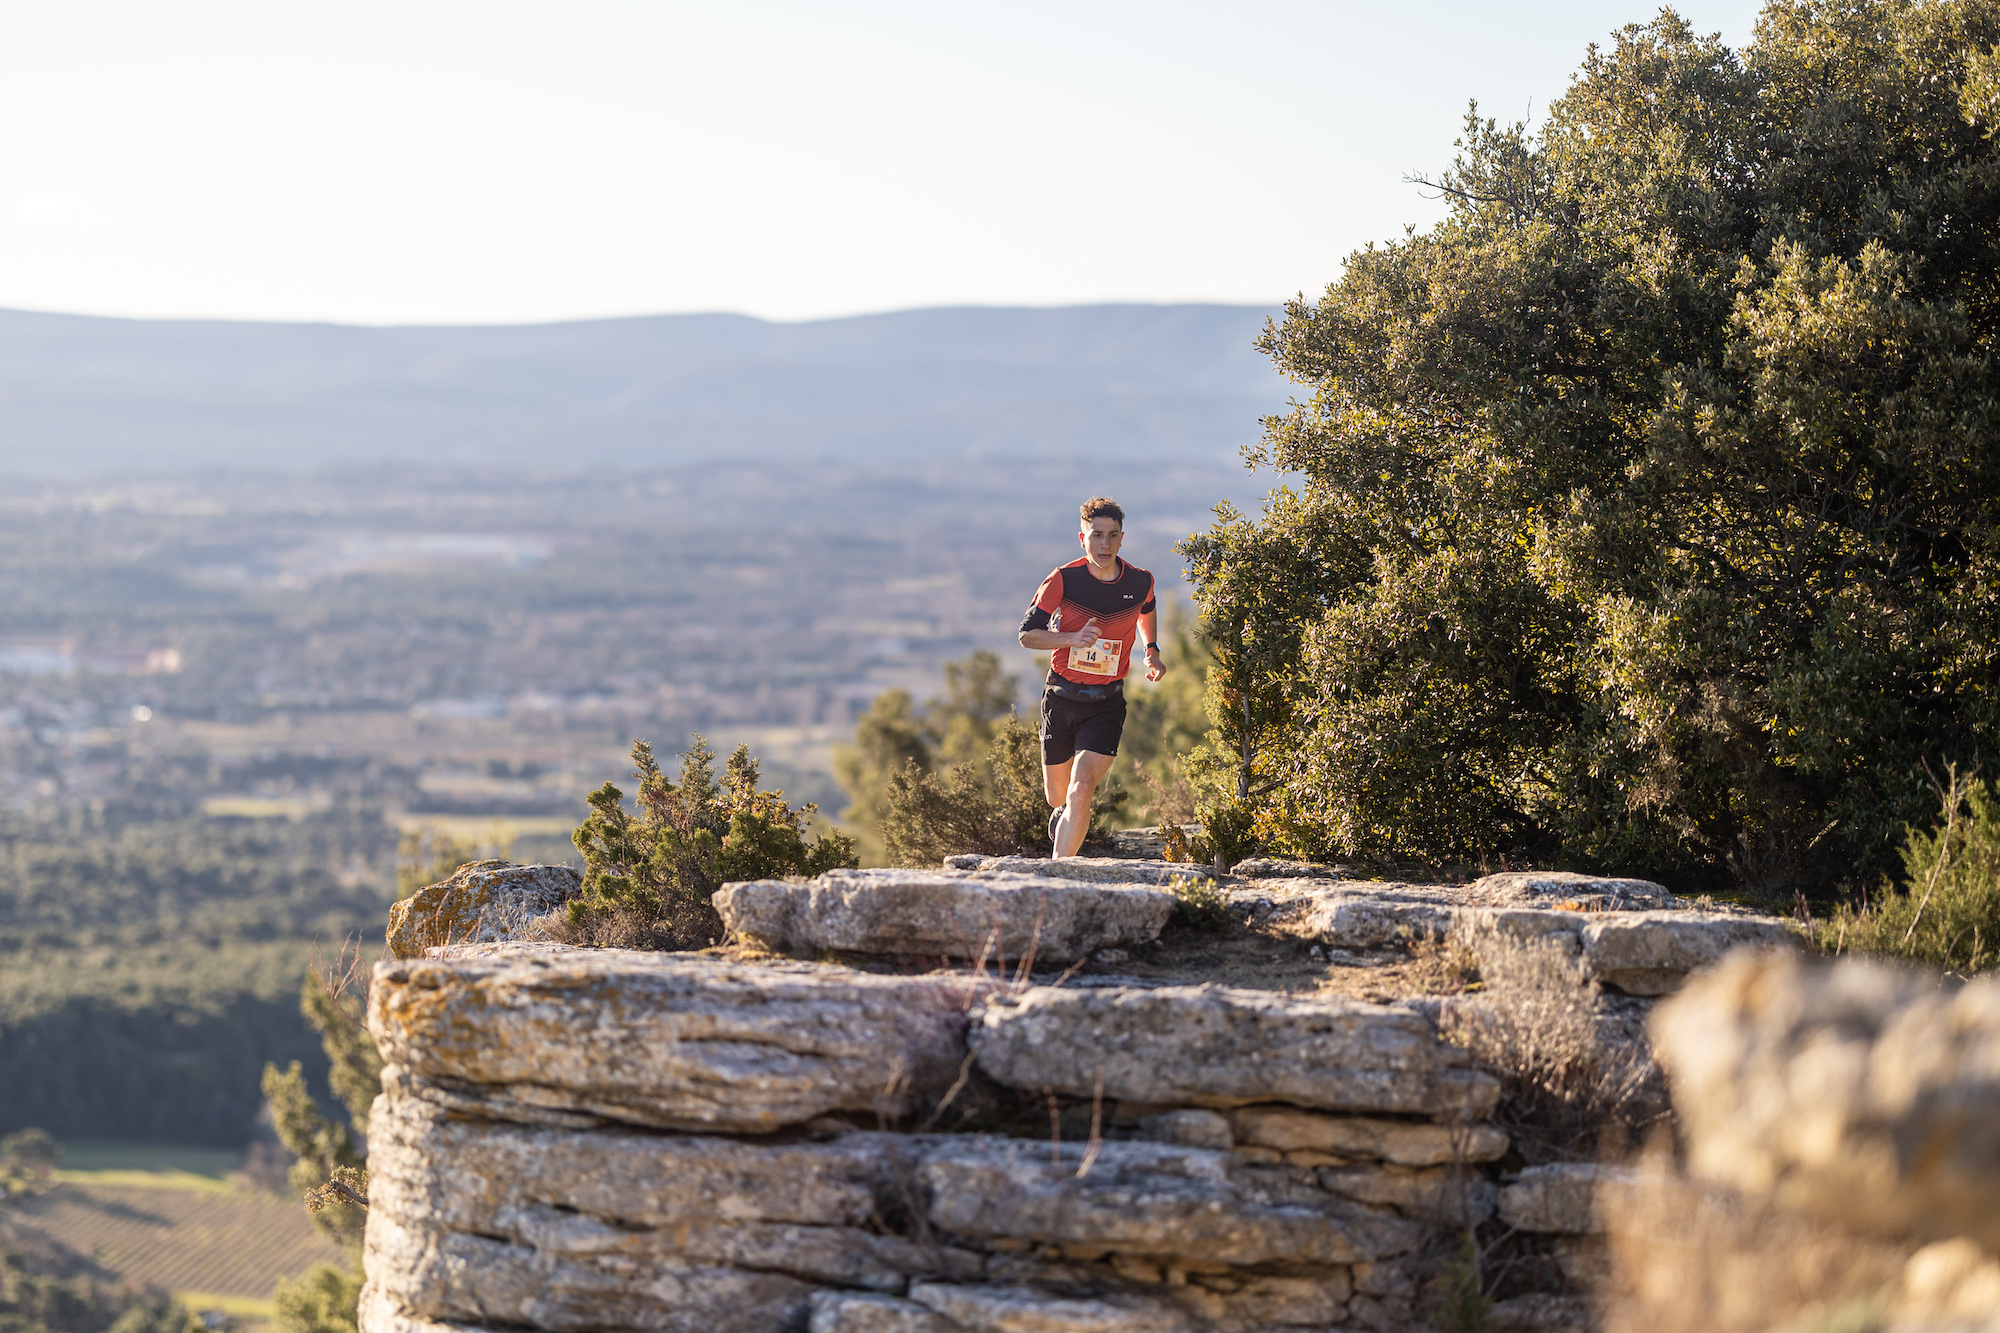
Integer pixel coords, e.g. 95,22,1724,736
1189,0,2000,891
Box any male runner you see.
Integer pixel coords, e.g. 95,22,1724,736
1017,497,1163,858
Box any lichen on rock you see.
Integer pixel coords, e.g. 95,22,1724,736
384,861,581,960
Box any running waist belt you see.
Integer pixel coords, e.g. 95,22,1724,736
1044,674,1123,703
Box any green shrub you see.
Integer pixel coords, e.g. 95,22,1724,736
563,737,857,949
1827,767,2000,976
878,715,1129,866
271,1264,362,1333
833,651,1020,864
257,941,385,1333
1165,874,1232,932
260,1061,366,1251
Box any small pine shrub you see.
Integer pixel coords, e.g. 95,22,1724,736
1196,797,1260,872
259,1061,366,1250
562,736,857,949
1825,765,2000,976
1434,1233,1493,1333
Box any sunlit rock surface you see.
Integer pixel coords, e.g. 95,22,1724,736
973,984,1501,1118
716,869,1174,964
384,861,580,960
361,944,1517,1333
368,949,986,1132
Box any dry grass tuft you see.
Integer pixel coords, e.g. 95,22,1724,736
1405,927,1481,994
1439,934,1662,1163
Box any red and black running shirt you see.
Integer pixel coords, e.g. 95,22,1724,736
1019,557,1157,685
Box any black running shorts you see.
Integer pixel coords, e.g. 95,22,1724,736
1040,688,1127,766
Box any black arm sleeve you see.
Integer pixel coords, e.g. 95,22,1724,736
1019,606,1052,634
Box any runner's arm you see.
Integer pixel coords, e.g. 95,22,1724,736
1019,578,1099,650
1138,608,1163,680
1019,617,1098,651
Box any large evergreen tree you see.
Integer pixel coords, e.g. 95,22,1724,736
1188,0,2000,891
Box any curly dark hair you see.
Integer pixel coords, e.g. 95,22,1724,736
1079,496,1124,527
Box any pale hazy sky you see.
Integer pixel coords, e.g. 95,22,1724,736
0,1,1759,326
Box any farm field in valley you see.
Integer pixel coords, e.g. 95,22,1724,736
9,1143,340,1318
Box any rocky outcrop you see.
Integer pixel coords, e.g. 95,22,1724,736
363,852,1824,1332
716,869,1174,964
1595,948,2000,1332
1652,948,2000,1251
360,946,1517,1333
384,861,580,959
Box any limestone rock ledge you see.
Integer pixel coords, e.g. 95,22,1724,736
368,949,988,1132
361,947,1514,1333
716,868,1174,964
1229,872,1796,996
974,985,1501,1119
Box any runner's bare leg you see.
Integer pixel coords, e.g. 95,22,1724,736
1051,749,1116,858
1043,758,1071,809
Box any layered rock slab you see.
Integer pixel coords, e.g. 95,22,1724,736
1654,948,2000,1250
1573,910,1797,995
365,1093,982,1333
364,1081,1428,1333
1496,1163,1633,1234
909,1283,1192,1333
921,1138,1421,1265
973,985,1499,1118
716,869,1173,963
368,948,987,1131
942,856,1215,885
1228,869,1796,994
385,861,581,960
1229,1106,1509,1166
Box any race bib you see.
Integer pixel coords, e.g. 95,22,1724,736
1069,638,1121,676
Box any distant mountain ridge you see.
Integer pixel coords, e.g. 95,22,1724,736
0,303,1286,477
